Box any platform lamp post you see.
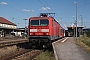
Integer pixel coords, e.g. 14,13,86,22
73,16,75,37
74,2,78,40
23,18,28,39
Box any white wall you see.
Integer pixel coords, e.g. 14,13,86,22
0,23,16,29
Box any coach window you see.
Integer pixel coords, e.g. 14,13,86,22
61,28,62,33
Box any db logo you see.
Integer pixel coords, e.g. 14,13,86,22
37,29,41,32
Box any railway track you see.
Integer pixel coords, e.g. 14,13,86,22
0,47,41,60
0,37,66,60
0,38,41,60
12,50,42,60
0,38,42,60
0,39,29,47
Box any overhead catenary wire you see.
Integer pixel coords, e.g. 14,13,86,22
0,1,31,17
38,0,51,12
38,0,46,8
38,0,64,28
81,0,87,15
0,1,31,28
61,0,90,18
1,0,90,28
11,0,33,13
5,4,30,16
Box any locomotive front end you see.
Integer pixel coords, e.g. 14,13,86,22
28,17,51,48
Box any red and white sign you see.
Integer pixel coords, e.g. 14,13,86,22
37,29,41,32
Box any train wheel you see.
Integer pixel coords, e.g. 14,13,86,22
35,42,43,49
39,43,43,49
29,43,32,49
36,43,39,49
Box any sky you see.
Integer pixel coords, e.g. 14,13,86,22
0,0,90,30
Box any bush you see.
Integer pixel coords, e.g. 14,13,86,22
35,51,56,60
85,30,90,37
81,37,90,47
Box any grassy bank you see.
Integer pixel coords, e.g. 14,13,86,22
81,37,90,47
35,51,56,60
75,36,90,54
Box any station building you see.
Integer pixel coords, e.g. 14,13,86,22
0,17,25,37
67,23,84,37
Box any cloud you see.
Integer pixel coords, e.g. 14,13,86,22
15,8,19,10
22,9,30,12
0,16,2,17
31,10,34,12
0,2,7,5
39,7,51,11
22,9,34,12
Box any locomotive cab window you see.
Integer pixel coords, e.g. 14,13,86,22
30,20,49,26
30,20,39,26
40,20,49,26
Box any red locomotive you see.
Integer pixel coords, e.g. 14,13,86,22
28,13,65,48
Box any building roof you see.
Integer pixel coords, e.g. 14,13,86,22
0,17,16,26
67,26,84,28
67,23,84,28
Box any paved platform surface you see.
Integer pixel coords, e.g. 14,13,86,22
53,37,90,60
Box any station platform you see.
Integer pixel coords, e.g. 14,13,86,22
53,37,90,60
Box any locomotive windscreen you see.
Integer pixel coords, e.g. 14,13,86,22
30,20,49,26
31,20,39,26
